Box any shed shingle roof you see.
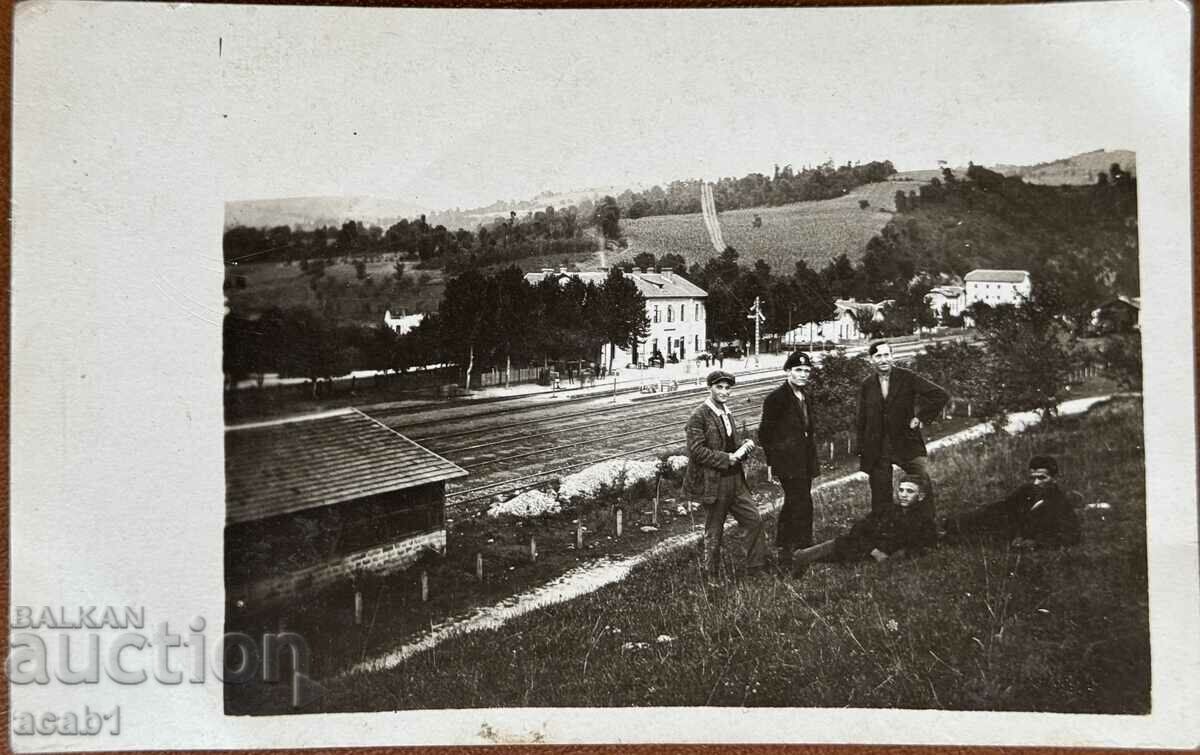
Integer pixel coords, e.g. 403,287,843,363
225,409,467,525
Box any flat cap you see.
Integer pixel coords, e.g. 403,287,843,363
706,369,736,387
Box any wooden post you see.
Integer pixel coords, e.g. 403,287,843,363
829,441,835,460
653,475,661,526
353,591,362,626
420,571,429,602
529,536,538,562
476,552,484,581
615,508,623,537
967,402,973,418
847,435,852,454
576,519,584,549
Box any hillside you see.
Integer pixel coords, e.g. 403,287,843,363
225,196,430,231
618,181,906,272
991,149,1135,186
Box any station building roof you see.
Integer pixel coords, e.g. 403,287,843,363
524,268,707,299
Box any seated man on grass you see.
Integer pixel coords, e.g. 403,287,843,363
791,474,938,573
941,455,1081,548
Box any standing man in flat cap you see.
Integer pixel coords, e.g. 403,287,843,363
683,369,766,576
757,350,821,564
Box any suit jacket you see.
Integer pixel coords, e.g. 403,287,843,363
682,401,743,505
856,366,949,471
834,502,938,560
757,382,819,479
950,482,1082,546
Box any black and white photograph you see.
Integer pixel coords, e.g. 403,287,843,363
10,0,1199,749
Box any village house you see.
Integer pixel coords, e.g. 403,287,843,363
926,284,965,321
224,408,466,609
781,299,885,346
524,267,707,367
964,269,1032,308
383,309,425,335
1090,295,1141,333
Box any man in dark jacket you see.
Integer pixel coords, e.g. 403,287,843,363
758,351,820,560
857,341,949,512
942,455,1082,548
683,370,766,575
792,474,938,570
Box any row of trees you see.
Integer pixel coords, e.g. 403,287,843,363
223,205,598,269
615,160,896,219
224,266,651,391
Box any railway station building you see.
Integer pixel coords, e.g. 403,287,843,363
224,408,467,609
525,267,708,367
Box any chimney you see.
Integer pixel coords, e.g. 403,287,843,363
663,269,673,281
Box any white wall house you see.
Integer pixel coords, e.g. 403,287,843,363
926,285,965,320
782,299,883,345
964,269,1032,308
524,268,707,367
383,310,425,335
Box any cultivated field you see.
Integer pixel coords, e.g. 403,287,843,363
619,181,911,272
234,393,1147,714
225,256,444,323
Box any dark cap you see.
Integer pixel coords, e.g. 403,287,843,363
1028,455,1058,475
783,351,813,371
706,369,736,387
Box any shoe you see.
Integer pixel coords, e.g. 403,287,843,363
790,561,810,579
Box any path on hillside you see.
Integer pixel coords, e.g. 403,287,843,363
339,395,1116,680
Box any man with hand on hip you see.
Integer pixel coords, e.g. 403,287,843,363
856,341,949,513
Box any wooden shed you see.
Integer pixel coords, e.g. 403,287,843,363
224,408,466,608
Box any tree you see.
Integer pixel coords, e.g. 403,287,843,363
595,268,650,372
593,195,622,242
438,270,494,390
973,283,1078,423
894,190,908,213
632,252,657,270
490,266,535,387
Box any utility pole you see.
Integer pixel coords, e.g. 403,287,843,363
747,297,765,361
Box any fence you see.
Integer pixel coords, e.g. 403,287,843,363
475,366,543,388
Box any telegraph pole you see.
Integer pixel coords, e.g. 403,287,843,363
747,296,765,362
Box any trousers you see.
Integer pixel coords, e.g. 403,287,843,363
703,472,766,573
775,475,814,550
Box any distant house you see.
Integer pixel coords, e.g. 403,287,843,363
926,285,965,321
524,267,707,366
964,269,1032,309
1090,295,1141,333
225,408,467,609
782,299,883,345
383,310,424,335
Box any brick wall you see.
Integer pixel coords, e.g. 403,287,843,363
234,529,445,609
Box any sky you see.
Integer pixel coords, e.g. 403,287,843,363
204,3,1177,211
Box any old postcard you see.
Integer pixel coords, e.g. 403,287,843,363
9,0,1198,750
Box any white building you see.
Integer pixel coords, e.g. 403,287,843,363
782,299,883,345
383,309,425,335
524,268,707,367
926,285,965,320
964,269,1032,309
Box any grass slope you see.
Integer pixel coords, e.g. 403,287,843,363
619,182,909,273
308,397,1147,713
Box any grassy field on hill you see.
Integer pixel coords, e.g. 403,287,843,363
306,396,1147,713
225,256,444,323
619,181,909,273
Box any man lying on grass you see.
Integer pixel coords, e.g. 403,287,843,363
790,474,938,575
941,455,1082,549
